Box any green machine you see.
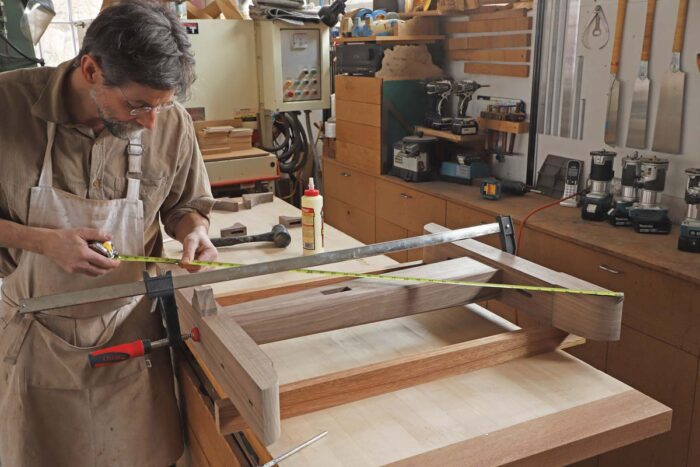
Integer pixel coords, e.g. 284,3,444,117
0,0,54,72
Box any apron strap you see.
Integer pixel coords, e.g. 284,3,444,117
126,134,143,201
37,122,57,188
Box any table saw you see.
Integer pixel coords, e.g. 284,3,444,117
162,197,671,466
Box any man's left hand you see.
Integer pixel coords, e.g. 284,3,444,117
180,225,218,272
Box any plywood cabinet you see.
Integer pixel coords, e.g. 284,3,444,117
324,160,375,214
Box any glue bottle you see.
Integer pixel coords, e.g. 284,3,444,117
301,177,324,255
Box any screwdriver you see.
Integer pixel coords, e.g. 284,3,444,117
88,328,200,368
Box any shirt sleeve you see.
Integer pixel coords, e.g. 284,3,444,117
160,111,216,238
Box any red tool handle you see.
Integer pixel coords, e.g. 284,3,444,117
88,340,148,368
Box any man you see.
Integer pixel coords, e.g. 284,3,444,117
0,1,217,465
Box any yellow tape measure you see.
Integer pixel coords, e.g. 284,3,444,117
115,254,623,299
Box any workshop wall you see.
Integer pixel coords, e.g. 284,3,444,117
535,0,700,222
445,6,538,183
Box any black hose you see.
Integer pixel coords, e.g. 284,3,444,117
0,34,44,66
262,112,309,175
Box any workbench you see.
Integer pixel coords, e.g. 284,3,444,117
167,197,670,466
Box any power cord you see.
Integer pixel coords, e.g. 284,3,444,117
515,189,588,255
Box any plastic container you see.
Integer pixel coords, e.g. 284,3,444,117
301,178,324,255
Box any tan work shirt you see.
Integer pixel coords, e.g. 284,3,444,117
0,61,215,277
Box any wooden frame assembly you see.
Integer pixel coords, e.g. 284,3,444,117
167,224,626,448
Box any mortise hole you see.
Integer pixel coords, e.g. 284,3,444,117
322,286,352,295
516,289,533,298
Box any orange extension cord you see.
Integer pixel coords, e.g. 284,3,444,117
515,190,587,255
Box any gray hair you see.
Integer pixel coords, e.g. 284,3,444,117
74,0,195,100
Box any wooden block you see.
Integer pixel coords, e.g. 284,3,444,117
221,222,247,238
445,16,532,34
465,62,530,77
214,398,248,435
212,198,240,212
448,49,530,62
446,33,530,50
278,215,302,228
477,117,529,133
241,192,273,209
334,75,382,104
279,327,574,419
221,257,500,344
174,282,281,445
468,8,527,20
335,120,381,151
215,0,243,19
193,287,218,316
336,99,381,127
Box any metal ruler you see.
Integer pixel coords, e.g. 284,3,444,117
19,222,622,314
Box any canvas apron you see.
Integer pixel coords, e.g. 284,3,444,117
0,122,182,467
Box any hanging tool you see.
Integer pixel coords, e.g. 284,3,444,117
604,0,628,146
652,0,689,155
583,4,610,50
21,220,625,315
260,431,328,467
626,0,657,149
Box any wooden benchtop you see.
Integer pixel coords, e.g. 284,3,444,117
379,175,700,286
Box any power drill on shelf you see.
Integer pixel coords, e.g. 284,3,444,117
451,80,489,136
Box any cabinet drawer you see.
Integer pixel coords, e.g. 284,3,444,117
519,229,700,356
446,202,502,249
335,75,382,104
325,195,375,245
375,179,446,232
324,160,375,214
334,141,381,176
376,218,407,263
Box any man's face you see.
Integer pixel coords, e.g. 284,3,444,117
90,81,176,140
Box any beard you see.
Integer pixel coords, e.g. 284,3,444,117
90,89,144,140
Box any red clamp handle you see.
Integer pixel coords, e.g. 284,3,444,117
88,340,148,368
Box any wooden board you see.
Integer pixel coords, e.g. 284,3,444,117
445,16,532,34
220,257,499,344
465,62,530,77
446,33,530,50
467,8,528,20
336,120,382,150
447,48,530,62
422,223,623,341
336,99,381,127
335,75,382,105
477,117,529,133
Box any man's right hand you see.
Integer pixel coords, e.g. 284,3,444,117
40,228,121,277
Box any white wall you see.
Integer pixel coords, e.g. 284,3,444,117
445,5,538,182
535,0,700,222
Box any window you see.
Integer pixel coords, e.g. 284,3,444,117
35,0,102,66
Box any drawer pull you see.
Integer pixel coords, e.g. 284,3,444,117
599,264,623,275
400,193,413,199
340,172,351,177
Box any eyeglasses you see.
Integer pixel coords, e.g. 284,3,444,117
117,85,176,116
